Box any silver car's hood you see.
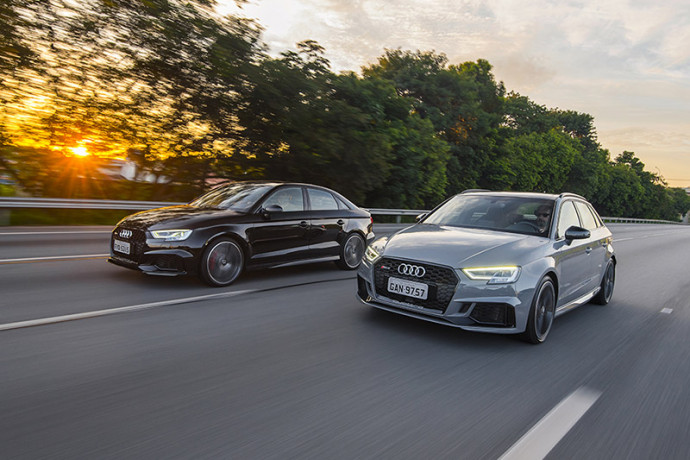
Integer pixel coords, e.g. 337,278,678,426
381,224,549,268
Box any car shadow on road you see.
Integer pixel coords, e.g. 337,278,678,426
106,260,350,292
359,307,526,349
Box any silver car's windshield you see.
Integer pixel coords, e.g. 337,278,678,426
190,183,273,211
423,195,556,236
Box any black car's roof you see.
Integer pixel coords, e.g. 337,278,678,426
212,180,359,208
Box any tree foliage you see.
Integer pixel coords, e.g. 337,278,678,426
0,1,687,221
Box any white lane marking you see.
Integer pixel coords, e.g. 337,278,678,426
0,289,258,331
499,387,602,460
612,237,635,242
660,308,673,314
0,254,109,263
0,231,110,235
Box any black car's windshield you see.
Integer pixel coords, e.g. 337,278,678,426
423,195,556,236
190,183,274,211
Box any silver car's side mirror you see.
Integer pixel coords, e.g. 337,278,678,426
415,213,427,223
564,226,590,242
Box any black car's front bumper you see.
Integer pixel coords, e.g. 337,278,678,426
109,227,199,276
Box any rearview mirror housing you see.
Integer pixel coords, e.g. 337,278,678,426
564,226,590,242
262,204,283,219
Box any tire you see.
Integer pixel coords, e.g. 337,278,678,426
592,260,615,305
335,233,366,270
199,237,244,287
523,277,556,344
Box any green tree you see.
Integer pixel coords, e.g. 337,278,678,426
500,129,581,192
363,51,505,194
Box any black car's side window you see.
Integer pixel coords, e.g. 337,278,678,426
307,188,338,211
574,201,598,230
557,201,581,239
262,187,305,212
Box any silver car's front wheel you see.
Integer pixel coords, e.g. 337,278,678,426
523,277,556,344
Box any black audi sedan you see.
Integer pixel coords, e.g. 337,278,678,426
109,181,374,286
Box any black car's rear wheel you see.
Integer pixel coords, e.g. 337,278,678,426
523,277,556,344
592,260,615,305
200,237,244,287
336,233,365,270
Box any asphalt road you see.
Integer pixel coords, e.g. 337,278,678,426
1,223,690,459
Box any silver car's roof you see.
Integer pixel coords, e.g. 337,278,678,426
460,190,585,201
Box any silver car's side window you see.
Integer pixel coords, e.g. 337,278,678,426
588,203,604,227
557,201,581,239
574,201,597,230
262,187,305,212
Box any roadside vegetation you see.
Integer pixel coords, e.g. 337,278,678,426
1,0,688,223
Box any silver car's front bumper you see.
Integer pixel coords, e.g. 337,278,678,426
356,258,538,335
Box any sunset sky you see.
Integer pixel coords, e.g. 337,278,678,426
220,0,690,188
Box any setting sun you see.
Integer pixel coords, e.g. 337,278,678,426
69,146,90,157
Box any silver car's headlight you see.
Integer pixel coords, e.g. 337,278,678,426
151,229,192,241
462,266,521,284
364,237,388,263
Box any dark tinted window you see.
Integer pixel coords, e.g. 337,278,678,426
262,187,305,212
336,196,352,210
190,183,273,211
574,201,597,230
557,201,581,239
308,188,338,210
422,194,555,236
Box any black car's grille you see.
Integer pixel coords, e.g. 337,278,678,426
373,258,458,312
111,227,147,263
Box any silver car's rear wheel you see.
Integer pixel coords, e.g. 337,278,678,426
523,277,556,344
200,238,244,287
592,260,615,305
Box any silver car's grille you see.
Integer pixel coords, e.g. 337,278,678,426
373,258,459,312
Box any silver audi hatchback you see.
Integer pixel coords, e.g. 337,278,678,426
357,191,616,344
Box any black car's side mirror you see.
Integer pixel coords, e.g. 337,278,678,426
564,226,590,242
262,204,283,219
415,213,427,223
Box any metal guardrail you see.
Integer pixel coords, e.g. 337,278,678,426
0,197,182,210
0,197,684,224
601,217,682,224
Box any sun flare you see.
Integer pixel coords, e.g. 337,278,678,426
69,146,90,157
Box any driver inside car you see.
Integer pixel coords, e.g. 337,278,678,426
534,204,553,234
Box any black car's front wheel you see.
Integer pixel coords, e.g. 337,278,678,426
200,237,244,287
523,277,556,344
336,232,365,270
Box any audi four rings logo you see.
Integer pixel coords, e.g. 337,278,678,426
398,263,426,277
119,229,132,238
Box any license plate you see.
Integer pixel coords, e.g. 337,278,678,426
387,276,428,300
113,239,131,255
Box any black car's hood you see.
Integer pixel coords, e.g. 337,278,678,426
381,224,549,268
118,205,244,229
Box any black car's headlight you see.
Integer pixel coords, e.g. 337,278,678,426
462,266,521,284
151,229,192,241
364,237,388,263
